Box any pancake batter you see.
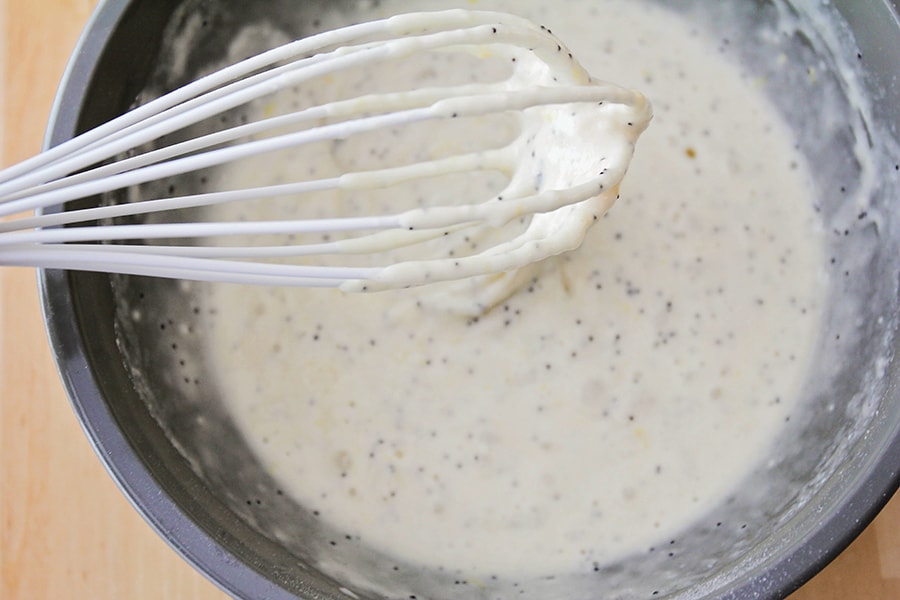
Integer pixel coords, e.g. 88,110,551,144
198,0,827,579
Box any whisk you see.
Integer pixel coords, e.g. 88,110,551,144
0,9,651,293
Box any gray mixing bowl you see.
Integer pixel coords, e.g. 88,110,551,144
41,0,900,598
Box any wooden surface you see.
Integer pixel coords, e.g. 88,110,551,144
0,1,898,599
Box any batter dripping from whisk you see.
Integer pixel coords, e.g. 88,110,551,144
199,0,826,581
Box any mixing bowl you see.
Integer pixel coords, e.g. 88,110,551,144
40,0,900,598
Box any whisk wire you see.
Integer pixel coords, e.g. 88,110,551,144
0,83,621,227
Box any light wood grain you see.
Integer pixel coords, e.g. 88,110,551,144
0,1,897,599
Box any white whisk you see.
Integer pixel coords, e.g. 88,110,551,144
0,9,651,292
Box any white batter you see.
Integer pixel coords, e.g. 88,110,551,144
199,0,827,579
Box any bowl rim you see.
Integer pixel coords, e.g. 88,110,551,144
38,1,900,599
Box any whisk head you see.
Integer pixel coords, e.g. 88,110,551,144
0,9,651,310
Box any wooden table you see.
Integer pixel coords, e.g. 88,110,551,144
1,1,898,598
